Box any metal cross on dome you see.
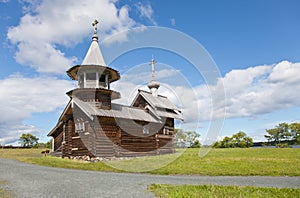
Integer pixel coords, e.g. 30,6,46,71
150,57,156,80
92,19,99,34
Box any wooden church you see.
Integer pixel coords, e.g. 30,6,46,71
48,20,183,157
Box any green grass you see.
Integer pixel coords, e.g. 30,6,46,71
0,148,44,160
148,184,300,198
1,148,300,176
148,148,300,176
25,157,119,172
0,180,15,198
0,148,118,172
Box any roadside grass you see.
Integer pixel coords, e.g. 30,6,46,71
0,148,300,176
0,148,118,172
25,157,119,172
0,180,15,198
148,184,300,198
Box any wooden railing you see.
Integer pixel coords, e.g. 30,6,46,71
162,126,174,135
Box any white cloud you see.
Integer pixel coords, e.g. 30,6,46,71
0,0,9,3
15,42,77,73
268,60,300,83
7,0,141,74
223,61,300,118
115,60,300,127
0,74,74,144
0,124,41,146
135,2,157,25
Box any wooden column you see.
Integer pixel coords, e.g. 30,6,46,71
96,72,99,88
62,123,66,158
83,72,86,88
105,74,110,89
51,138,54,152
155,133,159,155
116,127,121,156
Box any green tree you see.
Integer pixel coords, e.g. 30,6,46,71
190,140,201,148
45,139,52,149
19,133,39,147
32,139,52,149
174,129,201,148
265,128,280,144
290,122,300,144
174,129,187,148
232,131,253,148
213,131,253,148
221,136,234,148
186,131,201,147
278,123,292,141
265,122,292,145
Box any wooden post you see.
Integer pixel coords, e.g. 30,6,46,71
155,133,159,155
96,72,99,88
51,138,54,152
84,72,86,88
105,74,109,89
118,127,122,156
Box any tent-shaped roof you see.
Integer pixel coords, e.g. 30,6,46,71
82,38,106,66
66,20,120,82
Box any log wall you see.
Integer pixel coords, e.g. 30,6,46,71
92,117,118,157
62,118,92,157
59,115,175,157
53,131,63,151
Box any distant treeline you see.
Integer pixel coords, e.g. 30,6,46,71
253,140,299,147
0,145,32,149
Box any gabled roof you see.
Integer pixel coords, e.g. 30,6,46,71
133,89,181,112
131,89,183,120
82,38,106,66
48,100,72,136
155,108,183,120
73,97,161,123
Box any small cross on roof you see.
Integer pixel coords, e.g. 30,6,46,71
92,19,99,34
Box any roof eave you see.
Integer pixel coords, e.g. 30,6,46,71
66,65,120,82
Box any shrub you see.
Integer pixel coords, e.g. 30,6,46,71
277,143,291,148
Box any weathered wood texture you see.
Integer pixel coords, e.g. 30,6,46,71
71,89,112,110
53,130,63,152
55,115,174,157
132,95,147,108
92,117,118,157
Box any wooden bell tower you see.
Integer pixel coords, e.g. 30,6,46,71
66,20,121,110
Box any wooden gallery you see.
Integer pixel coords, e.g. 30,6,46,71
48,21,183,157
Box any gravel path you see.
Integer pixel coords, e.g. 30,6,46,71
0,158,299,197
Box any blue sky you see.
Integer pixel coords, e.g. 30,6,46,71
0,0,300,145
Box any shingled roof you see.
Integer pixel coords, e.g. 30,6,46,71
132,89,183,120
82,38,106,66
136,90,181,111
73,97,161,123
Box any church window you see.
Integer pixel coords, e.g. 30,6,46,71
143,125,149,135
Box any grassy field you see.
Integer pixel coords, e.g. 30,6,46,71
148,184,300,198
0,180,15,198
0,148,300,176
